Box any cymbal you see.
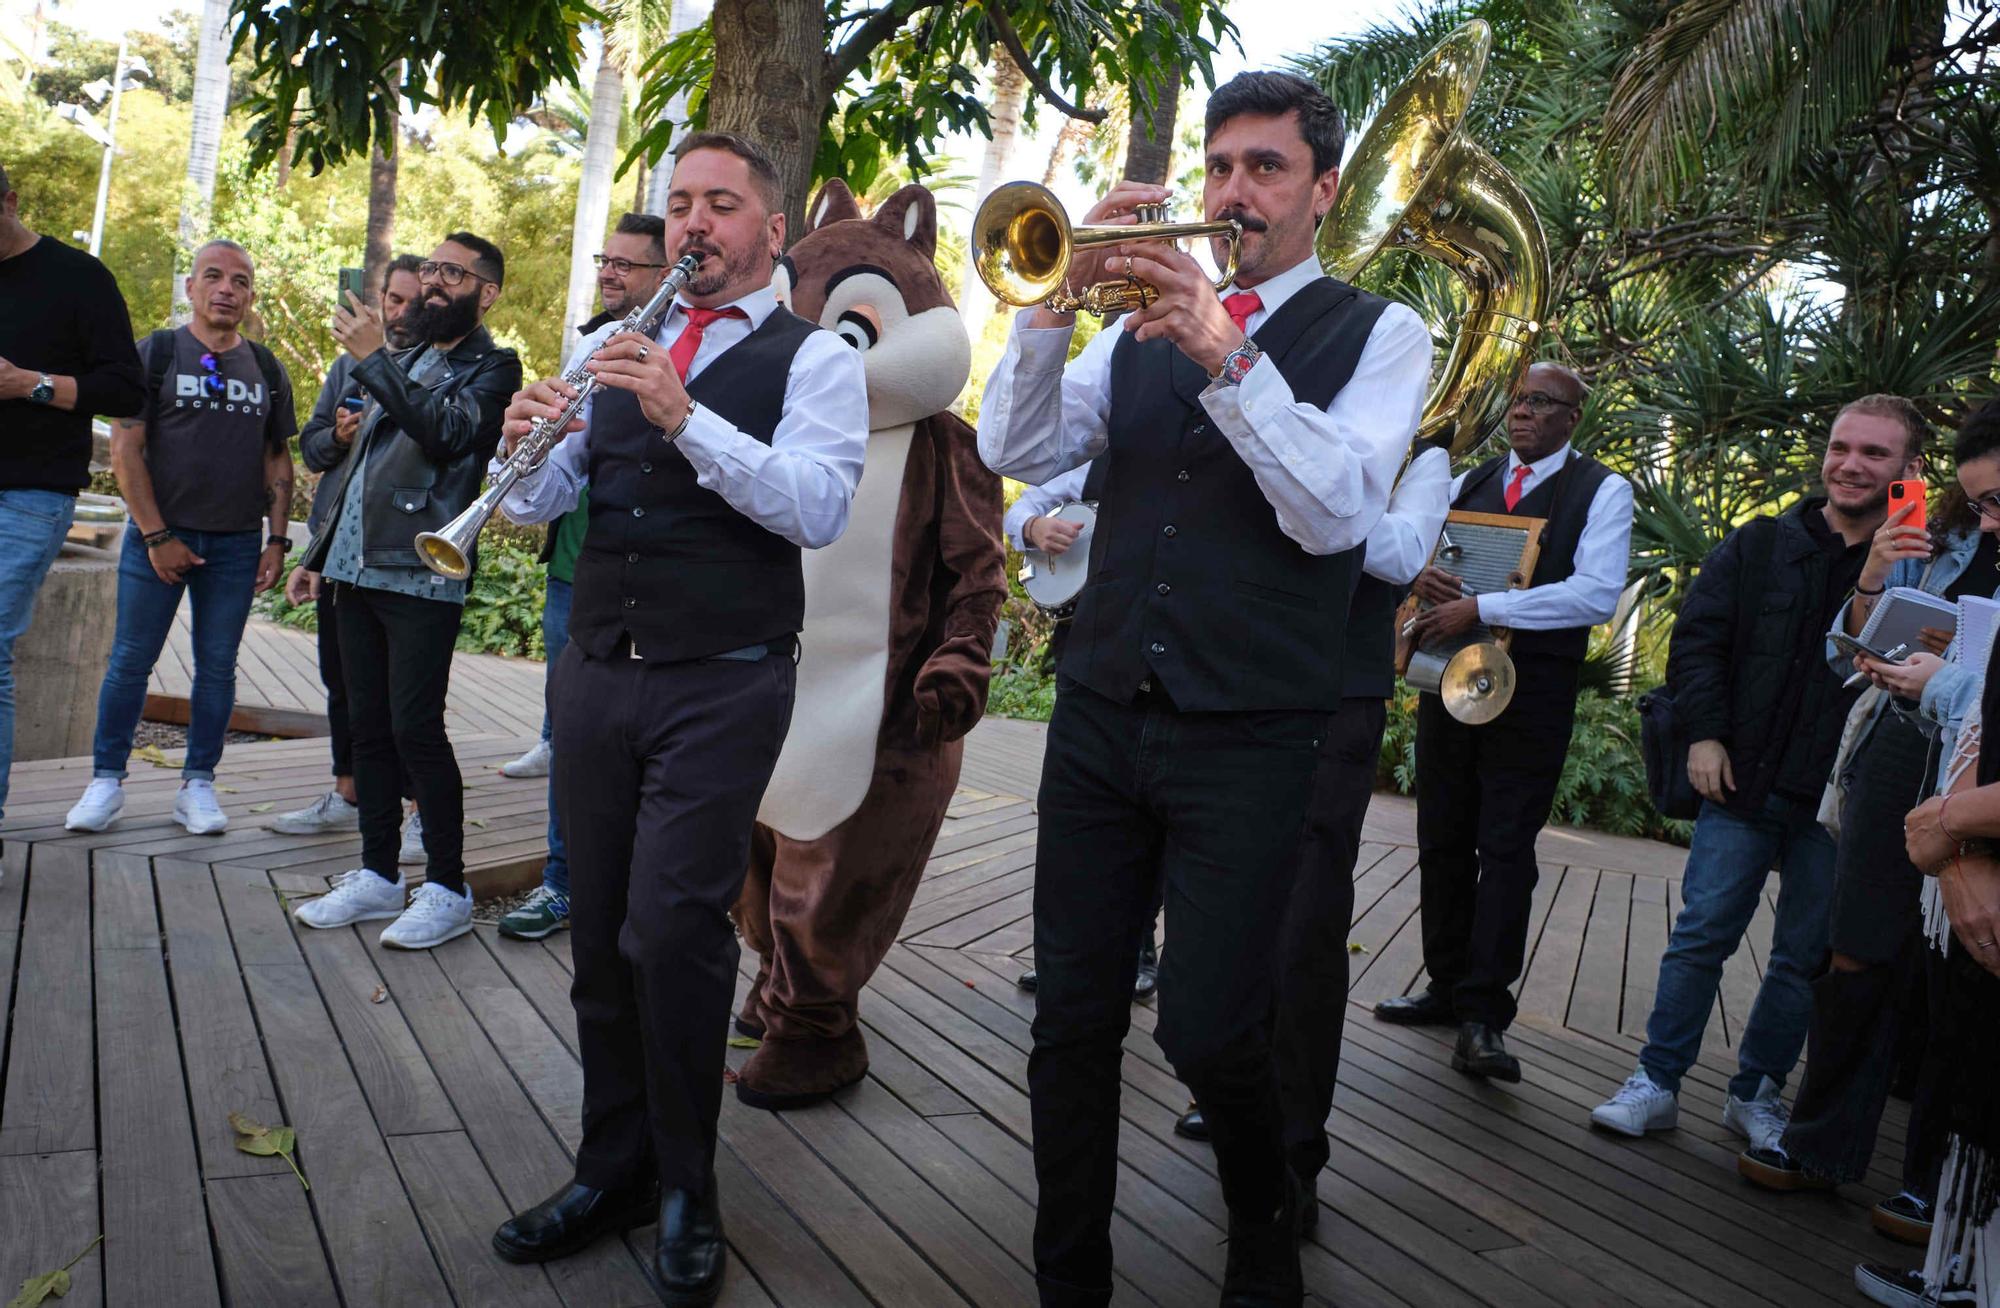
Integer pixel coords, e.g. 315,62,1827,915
1440,641,1516,725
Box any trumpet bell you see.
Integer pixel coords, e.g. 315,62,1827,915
973,182,1073,308
414,531,472,581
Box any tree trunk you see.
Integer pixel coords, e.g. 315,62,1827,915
363,122,399,306
1122,85,1180,186
646,0,714,215
632,155,649,215
958,52,1028,324
565,36,627,341
172,0,231,323
707,0,826,242
1044,109,1098,187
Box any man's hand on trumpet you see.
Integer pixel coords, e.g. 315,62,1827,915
1117,244,1244,378
1031,181,1170,329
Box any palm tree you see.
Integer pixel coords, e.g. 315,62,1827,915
563,29,629,342
646,0,714,215
958,52,1028,328
172,0,231,323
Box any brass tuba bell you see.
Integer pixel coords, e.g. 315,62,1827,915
970,181,1242,317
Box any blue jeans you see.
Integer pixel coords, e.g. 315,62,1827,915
540,576,572,895
1639,794,1836,1099
0,489,79,819
92,525,262,781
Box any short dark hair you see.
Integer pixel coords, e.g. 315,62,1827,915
382,252,423,292
672,131,782,212
612,211,666,258
1953,395,2000,468
1204,71,1347,176
0,159,11,196
441,230,505,288
1836,393,1929,462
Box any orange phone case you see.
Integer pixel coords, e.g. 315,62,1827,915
1889,480,1926,533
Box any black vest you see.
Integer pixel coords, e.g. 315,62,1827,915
1061,278,1390,711
1451,448,1614,665
569,306,821,661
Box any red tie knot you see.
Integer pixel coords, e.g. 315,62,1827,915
682,305,747,329
1222,291,1263,333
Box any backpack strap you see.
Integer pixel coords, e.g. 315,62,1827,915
142,327,176,427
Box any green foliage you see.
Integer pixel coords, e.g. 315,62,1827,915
987,664,1058,720
256,538,551,659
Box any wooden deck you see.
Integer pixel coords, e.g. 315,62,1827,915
0,625,1914,1306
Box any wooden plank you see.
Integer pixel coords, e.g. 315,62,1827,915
0,1150,102,1306
1621,874,1672,1038
0,841,27,1072
1566,870,1631,1037
707,1142,876,1308
0,844,94,1156
388,1130,566,1307
292,923,460,1136
430,933,586,1153
205,1171,342,1306
144,691,331,740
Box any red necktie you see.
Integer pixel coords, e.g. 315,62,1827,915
666,305,748,381
1222,291,1263,335
1503,464,1533,511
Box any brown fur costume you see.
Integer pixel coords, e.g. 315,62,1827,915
732,180,1006,1107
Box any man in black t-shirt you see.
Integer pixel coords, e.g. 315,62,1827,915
0,159,145,824
63,238,297,837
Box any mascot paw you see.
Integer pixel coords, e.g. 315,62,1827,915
733,1027,869,1111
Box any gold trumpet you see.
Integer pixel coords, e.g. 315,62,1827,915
971,180,1241,317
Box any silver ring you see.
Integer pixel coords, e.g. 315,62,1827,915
1124,255,1135,279
1978,938,1998,950
637,345,650,362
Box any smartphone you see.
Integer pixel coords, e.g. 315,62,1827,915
1889,479,1927,533
336,265,366,308
339,395,366,414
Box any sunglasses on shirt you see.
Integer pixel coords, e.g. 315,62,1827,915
198,351,226,396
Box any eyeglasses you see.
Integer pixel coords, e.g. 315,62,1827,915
1970,491,2000,522
417,260,491,288
197,351,225,396
593,255,667,275
1512,392,1577,416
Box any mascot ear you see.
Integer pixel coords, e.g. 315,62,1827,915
807,179,863,231
873,184,938,261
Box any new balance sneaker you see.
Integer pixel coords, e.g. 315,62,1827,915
501,740,552,778
174,779,228,834
399,809,426,865
1723,1075,1790,1153
64,777,125,832
294,868,408,929
269,790,360,834
380,882,474,950
1590,1067,1679,1137
498,885,571,940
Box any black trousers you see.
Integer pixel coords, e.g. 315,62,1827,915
330,582,464,890
555,643,795,1194
1277,696,1383,1179
1030,677,1323,1307
1413,667,1578,1029
317,591,353,779
1783,711,1949,1193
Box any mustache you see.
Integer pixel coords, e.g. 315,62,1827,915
1215,208,1269,233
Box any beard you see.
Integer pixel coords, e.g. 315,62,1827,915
406,286,481,344
680,240,764,298
384,316,421,350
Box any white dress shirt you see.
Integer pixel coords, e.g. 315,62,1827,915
1451,442,1635,629
976,254,1432,556
494,281,868,549
1003,464,1091,551
1365,444,1452,586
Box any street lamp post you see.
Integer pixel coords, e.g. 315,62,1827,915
58,38,149,257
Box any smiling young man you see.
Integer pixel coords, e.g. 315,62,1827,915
483,133,867,1306
1590,395,1923,1157
64,239,296,836
978,71,1431,1307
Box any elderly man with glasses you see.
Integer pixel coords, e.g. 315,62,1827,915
1380,362,1635,1085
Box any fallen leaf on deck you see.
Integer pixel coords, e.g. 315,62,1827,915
248,803,274,813
230,1110,310,1191
133,744,174,768
369,985,387,1004
468,818,487,828
963,979,977,988
216,785,238,794
726,1036,760,1050
1347,942,1368,954
7,1235,104,1308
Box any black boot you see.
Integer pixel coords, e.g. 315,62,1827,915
1219,1171,1305,1306
1133,941,1159,1002
1451,1022,1521,1083
1373,988,1455,1026
492,1179,659,1263
651,1178,726,1307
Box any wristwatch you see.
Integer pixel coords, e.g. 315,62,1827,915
1213,340,1262,387
27,373,55,404
267,535,294,552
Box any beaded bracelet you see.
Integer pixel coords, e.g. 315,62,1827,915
142,528,175,548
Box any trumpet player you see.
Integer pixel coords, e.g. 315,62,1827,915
977,71,1431,1307
484,132,866,1307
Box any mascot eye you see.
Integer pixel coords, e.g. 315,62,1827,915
835,309,880,351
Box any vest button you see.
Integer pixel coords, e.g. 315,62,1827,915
631,506,646,518
1149,641,1166,655
623,597,636,609
1163,525,1177,537
626,553,640,564
1176,469,1189,482
1156,583,1171,596
641,461,654,474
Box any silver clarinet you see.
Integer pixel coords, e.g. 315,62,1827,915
415,251,704,579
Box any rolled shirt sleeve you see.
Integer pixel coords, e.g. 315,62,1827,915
1476,472,1635,629
1003,462,1093,551
1362,443,1451,586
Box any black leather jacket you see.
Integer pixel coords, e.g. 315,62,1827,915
300,326,521,573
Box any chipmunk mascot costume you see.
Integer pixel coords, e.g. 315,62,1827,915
732,179,1006,1108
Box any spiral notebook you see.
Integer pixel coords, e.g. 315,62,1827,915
1851,586,1958,660
1957,594,2000,669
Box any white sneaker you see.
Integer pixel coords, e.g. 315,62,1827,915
501,739,552,778
379,881,474,950
174,779,228,834
269,790,360,834
399,809,426,865
65,778,125,832
293,868,408,929
1590,1066,1679,1137
1723,1075,1791,1154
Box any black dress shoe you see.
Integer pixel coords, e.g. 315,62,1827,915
1017,968,1038,993
1173,1102,1208,1141
1219,1172,1306,1306
651,1179,726,1307
1451,1022,1521,1083
1133,944,1159,1003
1373,989,1455,1026
492,1179,659,1264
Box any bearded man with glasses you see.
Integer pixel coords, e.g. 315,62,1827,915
1381,362,1635,1085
